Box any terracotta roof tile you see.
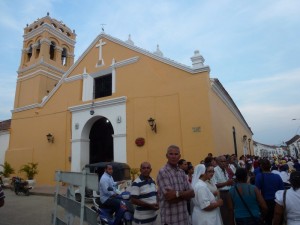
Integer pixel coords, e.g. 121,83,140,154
0,119,11,131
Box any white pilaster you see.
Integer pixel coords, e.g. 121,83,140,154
82,68,93,101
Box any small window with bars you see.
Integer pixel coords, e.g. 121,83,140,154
94,74,112,99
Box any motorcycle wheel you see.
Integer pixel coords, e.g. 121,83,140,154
25,189,30,196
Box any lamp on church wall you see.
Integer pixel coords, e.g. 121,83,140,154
242,135,247,142
248,138,252,155
148,117,157,133
46,133,54,143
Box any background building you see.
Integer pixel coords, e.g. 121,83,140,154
0,120,11,172
253,141,287,158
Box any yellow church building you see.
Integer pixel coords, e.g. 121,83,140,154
5,14,253,185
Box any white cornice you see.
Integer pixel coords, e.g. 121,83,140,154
68,96,127,113
101,34,210,74
18,60,66,74
24,23,75,46
17,69,61,82
110,56,139,69
12,103,40,113
210,79,252,133
64,74,83,83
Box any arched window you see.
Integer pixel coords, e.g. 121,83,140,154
35,40,41,58
49,41,56,60
61,48,67,66
27,44,32,62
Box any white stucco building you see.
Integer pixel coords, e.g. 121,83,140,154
253,141,287,158
0,120,11,171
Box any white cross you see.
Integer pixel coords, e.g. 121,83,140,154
96,39,106,65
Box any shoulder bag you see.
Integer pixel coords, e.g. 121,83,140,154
234,185,266,225
282,189,287,225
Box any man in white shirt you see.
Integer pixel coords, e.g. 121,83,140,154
213,155,234,225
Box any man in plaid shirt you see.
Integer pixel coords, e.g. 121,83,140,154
157,145,195,225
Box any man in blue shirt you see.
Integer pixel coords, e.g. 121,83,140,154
99,164,125,215
255,159,284,225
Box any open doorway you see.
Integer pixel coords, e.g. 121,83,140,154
89,117,114,163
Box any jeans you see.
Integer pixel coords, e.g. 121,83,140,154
235,217,259,225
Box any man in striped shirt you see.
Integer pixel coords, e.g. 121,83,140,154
0,186,5,207
131,162,159,225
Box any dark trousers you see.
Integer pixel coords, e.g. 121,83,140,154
103,197,122,212
264,199,275,225
219,190,231,225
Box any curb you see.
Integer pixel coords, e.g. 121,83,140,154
30,191,55,197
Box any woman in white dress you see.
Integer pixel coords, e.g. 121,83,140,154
273,171,300,225
192,164,224,225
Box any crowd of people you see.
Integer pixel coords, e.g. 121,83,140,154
1,144,299,225
101,145,300,225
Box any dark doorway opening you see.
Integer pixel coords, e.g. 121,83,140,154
89,117,114,164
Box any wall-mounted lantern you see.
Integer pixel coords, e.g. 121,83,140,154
46,133,54,143
147,117,157,133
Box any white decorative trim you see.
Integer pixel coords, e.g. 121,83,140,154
17,69,61,82
112,67,116,94
125,34,134,45
110,56,139,69
69,96,127,112
64,74,83,83
210,79,252,133
40,38,51,45
55,46,63,52
101,33,210,74
18,61,66,74
12,103,40,113
95,39,106,68
71,138,90,143
112,134,126,138
24,23,75,46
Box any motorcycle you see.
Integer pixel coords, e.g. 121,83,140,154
12,177,32,196
91,187,133,225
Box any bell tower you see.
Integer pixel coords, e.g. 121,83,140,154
14,13,76,108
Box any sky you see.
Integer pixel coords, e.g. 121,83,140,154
0,0,300,145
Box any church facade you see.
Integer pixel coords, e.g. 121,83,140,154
5,14,253,185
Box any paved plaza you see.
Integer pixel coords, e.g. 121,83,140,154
0,186,161,225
